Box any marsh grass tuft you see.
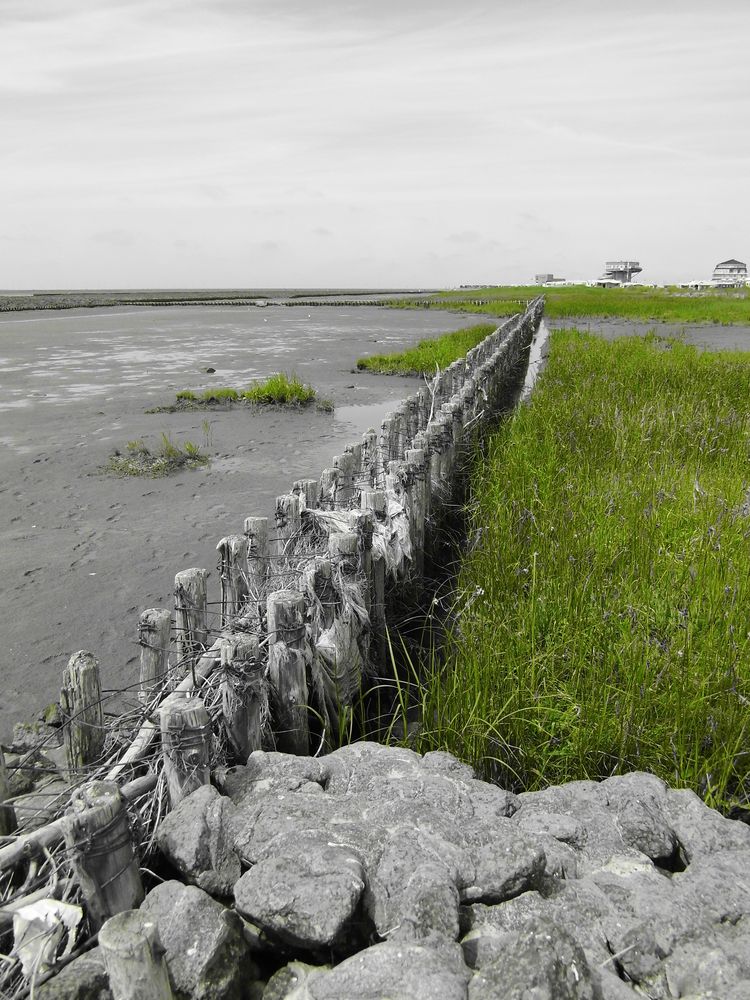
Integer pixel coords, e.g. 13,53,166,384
242,371,317,405
356,323,496,375
106,432,209,477
396,330,750,812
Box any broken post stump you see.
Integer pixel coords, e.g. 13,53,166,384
216,534,249,627
292,478,319,510
274,493,302,559
99,909,174,1000
160,695,212,807
0,748,15,836
244,516,270,600
138,609,171,705
267,590,309,755
61,650,104,778
60,782,144,932
174,568,208,673
362,490,387,666
220,634,265,760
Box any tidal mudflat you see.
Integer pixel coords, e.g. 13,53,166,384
0,304,472,739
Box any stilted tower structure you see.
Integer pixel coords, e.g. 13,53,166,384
603,261,642,283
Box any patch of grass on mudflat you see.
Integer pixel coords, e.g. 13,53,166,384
106,433,209,477
389,285,750,325
408,331,750,811
242,372,317,405
356,323,496,375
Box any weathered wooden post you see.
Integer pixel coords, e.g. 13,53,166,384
60,782,144,931
160,695,212,806
216,534,249,627
61,651,104,777
0,749,15,836
138,609,171,705
345,442,363,490
244,516,269,598
219,634,265,760
275,493,302,558
380,414,396,470
174,568,208,672
361,428,379,487
99,910,174,1000
333,452,356,506
292,478,318,510
361,490,387,666
318,468,340,508
267,590,309,755
406,448,426,578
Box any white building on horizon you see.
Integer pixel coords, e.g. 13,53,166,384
712,258,747,287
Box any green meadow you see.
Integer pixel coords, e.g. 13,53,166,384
388,284,750,326
356,323,496,375
398,329,750,812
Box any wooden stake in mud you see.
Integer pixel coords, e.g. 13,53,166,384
406,448,427,577
332,452,356,506
361,429,379,487
0,748,15,837
220,634,265,760
160,696,212,806
275,493,302,559
60,781,144,932
138,609,171,705
99,910,174,1000
362,490,387,666
292,478,319,510
216,534,249,627
267,590,309,755
319,467,340,508
244,516,269,598
174,568,208,673
61,650,104,777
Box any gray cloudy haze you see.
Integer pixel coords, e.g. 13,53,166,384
2,0,748,288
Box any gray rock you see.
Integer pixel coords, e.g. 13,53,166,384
467,916,602,999
234,841,366,951
663,786,750,861
263,961,327,999
141,880,256,1000
462,818,546,902
600,772,678,864
156,783,241,897
218,752,326,806
36,948,112,1000
306,940,471,1000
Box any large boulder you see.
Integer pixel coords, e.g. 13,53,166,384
36,948,111,1000
140,881,257,1000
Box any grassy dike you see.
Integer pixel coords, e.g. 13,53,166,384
390,285,750,326
402,330,750,812
357,323,496,374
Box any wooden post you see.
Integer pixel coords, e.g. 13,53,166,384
406,448,426,578
244,516,269,598
99,910,174,1000
219,635,265,760
319,468,340,508
138,609,171,705
266,590,309,755
274,493,302,558
61,650,104,777
379,414,396,470
362,490,387,666
60,782,144,932
304,557,337,632
361,428,379,487
0,748,15,837
292,478,318,510
216,534,249,628
160,696,212,807
174,568,208,672
345,442,363,488
332,452,356,506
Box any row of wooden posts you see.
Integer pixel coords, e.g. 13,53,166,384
0,298,544,997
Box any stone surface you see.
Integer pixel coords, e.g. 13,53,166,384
137,745,750,1000
156,783,241,897
36,948,112,1000
234,840,366,951
140,880,257,1000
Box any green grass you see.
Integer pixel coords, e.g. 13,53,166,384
356,323,497,375
169,372,324,409
106,433,209,477
404,331,750,811
388,285,750,326
242,372,317,405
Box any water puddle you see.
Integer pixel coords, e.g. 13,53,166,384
334,400,400,432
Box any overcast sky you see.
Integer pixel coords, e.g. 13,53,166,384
2,0,748,289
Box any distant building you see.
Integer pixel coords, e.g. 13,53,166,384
603,261,642,283
712,258,747,287
535,273,554,284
